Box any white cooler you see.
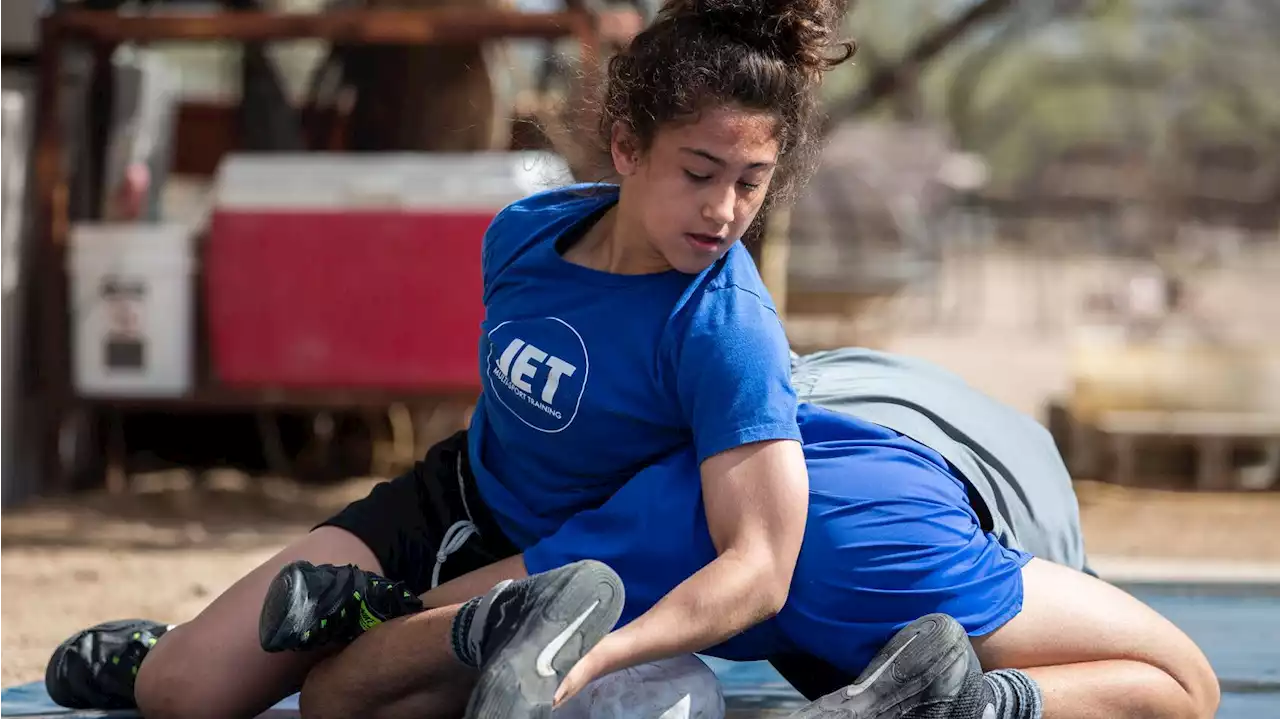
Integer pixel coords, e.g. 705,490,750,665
68,222,196,397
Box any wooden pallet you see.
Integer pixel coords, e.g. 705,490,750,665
1095,410,1280,490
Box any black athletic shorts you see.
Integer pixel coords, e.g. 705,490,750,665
315,429,519,595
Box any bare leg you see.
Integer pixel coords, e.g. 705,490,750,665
281,560,624,719
292,554,532,719
294,555,530,719
134,527,383,719
973,558,1220,719
297,606,727,719
298,607,472,719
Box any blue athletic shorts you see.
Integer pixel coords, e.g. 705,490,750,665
524,403,1033,674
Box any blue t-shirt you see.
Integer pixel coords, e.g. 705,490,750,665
522,402,1032,670
468,184,801,547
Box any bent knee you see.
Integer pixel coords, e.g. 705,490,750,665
1121,662,1219,719
1117,618,1221,719
979,559,1221,719
297,665,353,719
1177,650,1221,719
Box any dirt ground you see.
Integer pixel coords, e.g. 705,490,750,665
4,470,1280,688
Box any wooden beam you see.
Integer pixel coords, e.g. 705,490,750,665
51,8,589,45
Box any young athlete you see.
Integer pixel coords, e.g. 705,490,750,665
258,349,1220,719
47,0,852,716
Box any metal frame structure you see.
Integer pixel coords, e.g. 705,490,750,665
27,5,605,492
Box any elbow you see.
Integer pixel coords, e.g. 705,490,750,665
754,558,795,620
723,547,792,622
761,584,789,620
731,538,799,621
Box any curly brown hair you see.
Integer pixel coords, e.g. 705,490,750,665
578,0,857,208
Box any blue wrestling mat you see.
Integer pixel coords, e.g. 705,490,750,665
0,661,803,718
5,583,1278,718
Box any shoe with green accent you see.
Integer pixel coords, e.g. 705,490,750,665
258,560,424,652
45,618,171,709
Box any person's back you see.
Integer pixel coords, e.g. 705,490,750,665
791,347,1088,569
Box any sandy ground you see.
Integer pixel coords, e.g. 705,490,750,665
1,472,372,687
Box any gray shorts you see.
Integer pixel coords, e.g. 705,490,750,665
790,348,1089,571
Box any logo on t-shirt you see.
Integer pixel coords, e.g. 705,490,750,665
485,317,589,433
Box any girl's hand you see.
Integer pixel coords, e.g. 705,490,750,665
553,631,631,706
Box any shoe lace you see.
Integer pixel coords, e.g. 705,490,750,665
316,571,421,645
297,566,367,645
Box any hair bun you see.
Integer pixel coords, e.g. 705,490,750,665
660,0,855,77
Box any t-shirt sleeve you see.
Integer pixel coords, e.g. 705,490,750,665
480,205,515,297
674,286,801,463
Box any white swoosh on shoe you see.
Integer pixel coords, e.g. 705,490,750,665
535,600,600,677
843,634,920,699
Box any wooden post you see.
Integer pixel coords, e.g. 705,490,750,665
1195,436,1231,492
33,16,72,493
105,409,128,495
87,42,116,218
1109,432,1137,487
760,205,792,319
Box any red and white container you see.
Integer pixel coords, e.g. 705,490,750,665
205,152,570,392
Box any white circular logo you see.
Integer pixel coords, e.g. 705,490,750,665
485,317,589,433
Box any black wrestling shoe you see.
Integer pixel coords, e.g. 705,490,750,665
45,618,171,709
786,613,989,719
258,560,424,653
464,560,625,719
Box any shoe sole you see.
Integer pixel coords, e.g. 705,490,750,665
464,560,625,719
786,613,975,719
258,560,315,653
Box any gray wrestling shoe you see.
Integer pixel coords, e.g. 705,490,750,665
464,560,625,719
787,613,990,719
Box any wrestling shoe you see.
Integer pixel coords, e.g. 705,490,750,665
45,618,171,709
258,560,424,652
463,560,625,719
786,613,989,719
